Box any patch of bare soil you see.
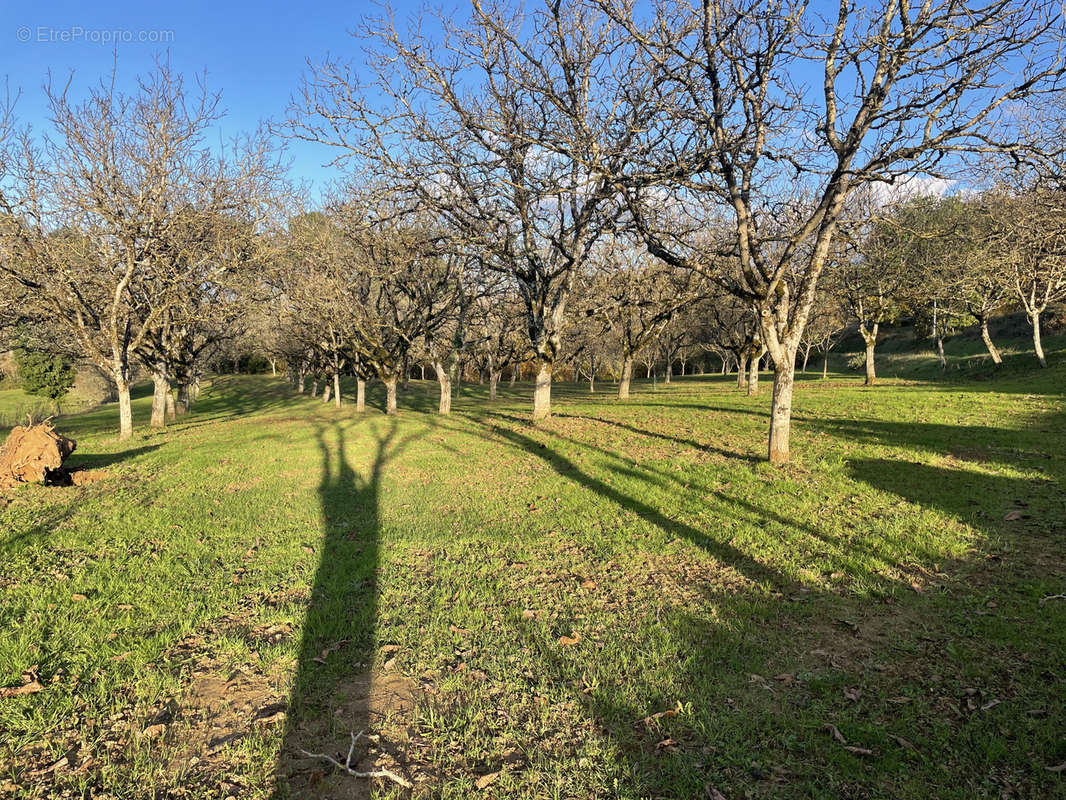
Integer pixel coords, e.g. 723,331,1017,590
69,468,109,486
277,672,422,799
152,598,425,798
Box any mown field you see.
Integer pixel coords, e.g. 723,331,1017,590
1,358,1065,798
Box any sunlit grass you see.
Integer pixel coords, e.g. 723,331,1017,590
1,358,1064,798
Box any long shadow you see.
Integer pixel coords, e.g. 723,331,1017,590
273,417,425,798
65,444,161,471
552,412,760,463
483,420,790,592
449,397,1066,795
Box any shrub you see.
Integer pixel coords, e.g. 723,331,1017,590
845,352,867,371
14,349,76,403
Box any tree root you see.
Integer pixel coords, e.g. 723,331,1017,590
299,729,412,788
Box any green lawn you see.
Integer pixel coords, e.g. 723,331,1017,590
1,368,1064,798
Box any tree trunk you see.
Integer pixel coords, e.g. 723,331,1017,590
436,365,452,415
356,378,366,412
116,376,133,440
979,316,1003,365
385,375,399,414
618,356,634,400
747,352,760,396
490,370,501,401
936,335,947,371
297,368,306,393
768,360,796,464
862,323,879,386
150,365,169,428
165,389,176,422
823,352,829,379
802,345,811,373
322,381,331,404
532,359,552,420
270,359,277,376
665,362,673,384
588,372,594,393
310,379,319,398
176,383,190,416
1031,311,1047,368
510,364,518,386
402,353,410,390
737,353,748,390
420,364,426,380
333,373,341,408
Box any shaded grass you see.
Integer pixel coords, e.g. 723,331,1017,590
1,368,1064,798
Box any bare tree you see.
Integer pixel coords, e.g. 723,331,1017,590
586,243,699,399
989,188,1066,367
0,62,280,438
586,0,1063,461
286,2,664,420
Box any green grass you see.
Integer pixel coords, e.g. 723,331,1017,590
0,384,108,430
1,368,1064,799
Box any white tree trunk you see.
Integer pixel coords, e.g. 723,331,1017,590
356,378,366,412
334,373,341,407
532,360,552,420
437,368,452,415
747,353,760,396
979,317,1002,365
150,365,169,428
618,356,634,400
116,376,133,440
490,370,501,401
1031,311,1047,368
768,361,796,464
385,375,399,415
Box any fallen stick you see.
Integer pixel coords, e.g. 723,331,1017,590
299,729,412,789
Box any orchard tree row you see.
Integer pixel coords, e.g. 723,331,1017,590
2,0,1065,464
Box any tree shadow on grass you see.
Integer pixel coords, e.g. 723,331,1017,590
273,416,427,799
64,444,161,471
552,412,761,463
442,401,1066,797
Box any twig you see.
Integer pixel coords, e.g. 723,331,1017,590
1039,594,1066,605
299,729,412,788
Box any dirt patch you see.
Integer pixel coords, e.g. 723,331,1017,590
69,468,108,486
277,672,422,799
174,656,288,757
0,423,76,488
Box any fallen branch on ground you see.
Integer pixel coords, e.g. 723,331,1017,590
299,729,412,788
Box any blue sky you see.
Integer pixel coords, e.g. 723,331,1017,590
2,0,428,193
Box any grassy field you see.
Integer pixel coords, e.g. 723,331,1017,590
1,363,1064,798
